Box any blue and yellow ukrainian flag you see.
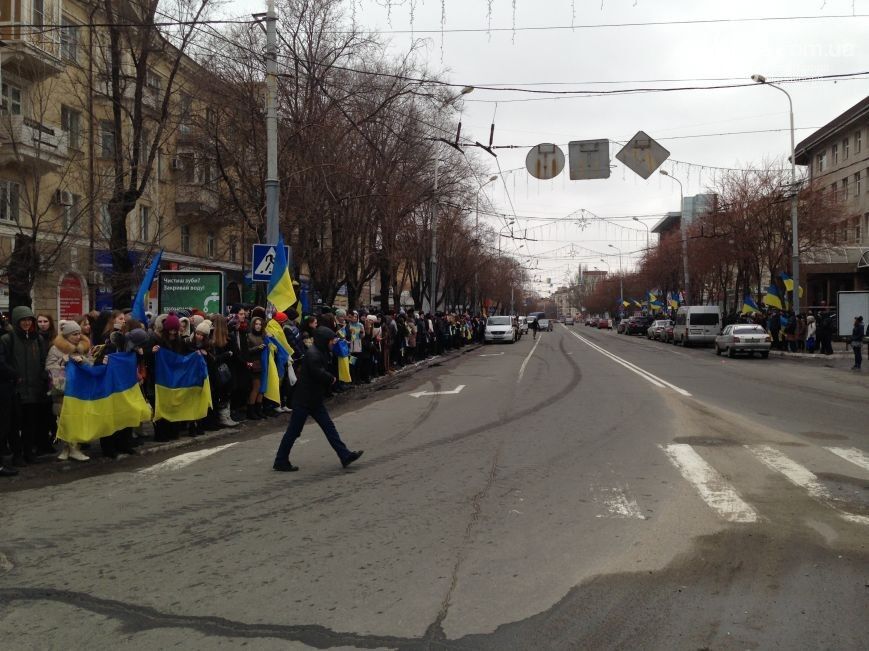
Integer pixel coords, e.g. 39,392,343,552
57,352,152,444
267,234,298,311
741,295,762,314
266,318,294,358
762,285,783,310
667,292,679,309
260,336,289,404
154,349,212,422
780,272,804,297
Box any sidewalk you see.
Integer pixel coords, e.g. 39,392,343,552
1,344,482,486
768,346,856,367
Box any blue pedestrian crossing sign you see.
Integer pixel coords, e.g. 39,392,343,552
251,244,291,281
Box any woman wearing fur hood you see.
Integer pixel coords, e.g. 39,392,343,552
45,320,93,461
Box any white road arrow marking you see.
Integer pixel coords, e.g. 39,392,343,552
409,384,466,398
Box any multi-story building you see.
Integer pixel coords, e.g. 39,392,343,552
794,95,869,306
0,0,244,320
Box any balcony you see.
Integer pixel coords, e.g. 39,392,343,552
0,115,68,170
175,182,219,217
0,25,65,82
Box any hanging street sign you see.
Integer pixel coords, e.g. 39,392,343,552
615,131,670,180
251,244,292,281
526,143,565,180
568,139,611,180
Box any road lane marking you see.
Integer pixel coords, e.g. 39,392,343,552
139,443,238,475
409,385,466,398
596,487,646,520
568,330,691,396
748,445,869,525
825,446,869,473
479,352,505,357
517,334,542,383
661,444,758,523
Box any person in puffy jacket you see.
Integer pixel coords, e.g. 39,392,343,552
272,327,363,472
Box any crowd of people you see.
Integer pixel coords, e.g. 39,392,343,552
0,303,489,477
729,308,839,355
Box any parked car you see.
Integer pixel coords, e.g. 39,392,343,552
616,319,628,334
564,316,575,326
625,316,655,336
517,316,529,334
662,322,675,343
538,317,552,331
597,318,611,330
588,317,599,327
647,319,673,340
673,305,722,346
715,324,772,358
484,316,517,344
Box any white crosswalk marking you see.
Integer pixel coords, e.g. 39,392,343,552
660,444,758,523
139,443,238,475
747,445,869,526
824,446,869,473
596,487,646,520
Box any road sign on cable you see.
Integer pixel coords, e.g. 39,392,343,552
526,143,565,180
251,244,291,281
568,139,611,180
615,131,670,180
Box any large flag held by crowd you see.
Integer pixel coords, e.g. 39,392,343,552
763,285,783,310
741,295,762,314
154,349,212,422
57,353,152,444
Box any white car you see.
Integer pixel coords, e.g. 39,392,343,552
484,316,517,344
564,316,575,325
537,317,552,331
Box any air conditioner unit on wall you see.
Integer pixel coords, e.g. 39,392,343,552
170,157,184,171
54,190,73,206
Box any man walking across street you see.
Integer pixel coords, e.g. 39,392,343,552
273,327,363,472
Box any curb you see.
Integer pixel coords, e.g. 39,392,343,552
80,343,484,461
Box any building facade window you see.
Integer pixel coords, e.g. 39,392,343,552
100,121,115,158
206,231,215,258
832,143,839,165
857,171,863,197
61,105,81,150
138,205,150,241
100,204,111,238
179,94,193,134
857,130,863,154
841,177,848,201
180,225,190,253
0,180,20,222
1,83,22,115
843,137,849,160
816,152,826,173
32,0,44,27
856,218,862,244
62,194,81,233
228,240,237,263
60,18,79,62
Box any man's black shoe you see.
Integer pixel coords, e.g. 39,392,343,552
273,462,299,472
0,466,19,477
341,450,364,469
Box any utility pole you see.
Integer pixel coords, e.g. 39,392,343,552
264,0,279,246
661,170,688,302
430,159,439,313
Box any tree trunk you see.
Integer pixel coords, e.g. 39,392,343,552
8,234,39,309
109,196,135,310
378,260,390,312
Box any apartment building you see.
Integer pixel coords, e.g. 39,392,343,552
0,0,245,319
794,95,869,305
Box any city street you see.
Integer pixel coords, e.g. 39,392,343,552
2,325,868,650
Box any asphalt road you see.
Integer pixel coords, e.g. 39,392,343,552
2,326,868,650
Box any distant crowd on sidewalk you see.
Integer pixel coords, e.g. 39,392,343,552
0,304,489,478
727,307,840,354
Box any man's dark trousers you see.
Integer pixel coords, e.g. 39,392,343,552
275,404,351,464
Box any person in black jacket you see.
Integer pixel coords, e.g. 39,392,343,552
0,316,19,476
273,327,363,472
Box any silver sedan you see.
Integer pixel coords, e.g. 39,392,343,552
714,324,772,358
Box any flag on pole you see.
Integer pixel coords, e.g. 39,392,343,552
131,249,162,323
667,292,679,309
762,285,783,310
741,295,762,314
266,234,297,311
779,272,804,297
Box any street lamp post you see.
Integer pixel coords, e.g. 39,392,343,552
430,86,474,313
474,175,499,315
752,73,800,315
632,216,650,250
660,170,689,302
607,245,624,312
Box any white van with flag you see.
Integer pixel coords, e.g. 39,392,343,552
672,305,722,346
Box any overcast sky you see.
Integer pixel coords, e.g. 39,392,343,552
236,0,869,293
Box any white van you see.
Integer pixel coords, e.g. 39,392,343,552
672,305,722,346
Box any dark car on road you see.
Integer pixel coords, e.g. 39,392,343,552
625,316,655,336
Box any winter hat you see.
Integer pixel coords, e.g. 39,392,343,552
195,319,213,336
335,308,347,318
273,312,288,323
127,328,150,349
164,312,181,332
229,304,242,315
191,314,205,328
179,317,191,335
176,309,192,318
251,306,267,320
61,320,81,337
